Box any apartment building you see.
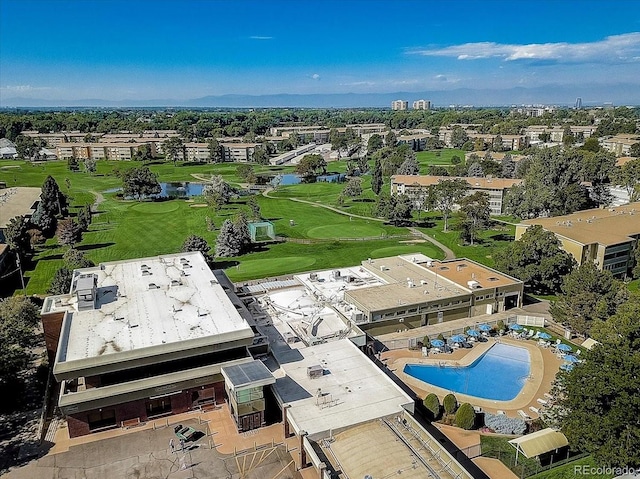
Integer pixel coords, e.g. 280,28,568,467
524,125,598,143
600,134,640,156
56,142,154,161
397,133,433,151
391,100,408,111
515,203,640,278
221,142,259,162
412,99,431,110
40,252,274,437
183,142,211,162
512,106,556,117
339,255,523,334
391,175,523,215
21,131,101,148
467,133,529,151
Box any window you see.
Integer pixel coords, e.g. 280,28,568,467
87,409,116,430
146,398,172,417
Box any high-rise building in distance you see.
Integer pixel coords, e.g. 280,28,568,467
412,99,431,110
575,97,582,109
391,100,408,111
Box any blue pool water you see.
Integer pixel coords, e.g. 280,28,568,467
403,343,530,401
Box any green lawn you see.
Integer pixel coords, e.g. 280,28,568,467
4,159,445,295
416,149,465,170
416,212,516,268
529,456,613,479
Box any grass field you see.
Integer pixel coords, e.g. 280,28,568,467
416,149,465,170
529,456,613,479
2,159,445,295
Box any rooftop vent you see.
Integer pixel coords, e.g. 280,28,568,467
148,283,159,290
142,270,152,276
488,277,499,282
170,279,182,287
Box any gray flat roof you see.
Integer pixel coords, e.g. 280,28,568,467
273,339,413,437
52,252,253,369
0,187,41,228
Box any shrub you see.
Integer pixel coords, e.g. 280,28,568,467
423,393,441,420
443,393,458,415
422,335,431,348
497,320,505,331
437,333,445,342
484,413,526,435
455,403,476,430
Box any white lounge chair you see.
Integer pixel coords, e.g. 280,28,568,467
518,410,532,420
544,392,555,400
526,329,535,339
529,406,540,415
497,410,506,415
537,398,548,406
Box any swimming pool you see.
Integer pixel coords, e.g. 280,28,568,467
403,343,531,401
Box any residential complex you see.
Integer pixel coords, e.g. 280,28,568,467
516,202,640,277
391,175,523,215
391,100,408,111
412,99,431,110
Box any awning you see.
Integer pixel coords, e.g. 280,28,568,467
509,428,569,459
581,338,599,350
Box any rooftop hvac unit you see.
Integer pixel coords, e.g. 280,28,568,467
467,280,481,289
332,270,341,279
309,272,318,281
307,365,324,379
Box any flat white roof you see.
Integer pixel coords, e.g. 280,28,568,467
274,339,413,437
54,252,253,365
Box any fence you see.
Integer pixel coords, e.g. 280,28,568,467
482,444,587,478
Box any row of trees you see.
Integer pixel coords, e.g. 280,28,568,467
3,107,637,142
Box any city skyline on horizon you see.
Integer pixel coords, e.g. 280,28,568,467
2,0,640,106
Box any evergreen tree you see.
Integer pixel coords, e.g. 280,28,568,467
121,166,161,200
215,220,243,258
63,248,94,269
56,218,82,248
396,156,420,175
233,212,252,254
4,215,32,258
467,162,484,177
181,235,212,262
371,158,383,195
500,153,516,178
48,267,73,295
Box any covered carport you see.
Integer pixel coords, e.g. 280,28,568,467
508,428,569,465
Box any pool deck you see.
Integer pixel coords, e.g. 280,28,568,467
381,336,563,419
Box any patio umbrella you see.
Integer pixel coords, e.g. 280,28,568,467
430,339,445,348
509,324,524,331
478,323,492,332
557,343,572,352
450,334,466,343
563,354,580,363
537,332,552,340
560,363,575,372
466,329,480,337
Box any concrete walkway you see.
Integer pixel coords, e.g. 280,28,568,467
407,227,456,260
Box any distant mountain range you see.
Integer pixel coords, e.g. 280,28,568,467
2,84,639,108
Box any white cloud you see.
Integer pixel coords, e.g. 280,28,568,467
1,85,51,92
408,32,640,63
311,73,320,80
341,81,376,86
249,36,273,40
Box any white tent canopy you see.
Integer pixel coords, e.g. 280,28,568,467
509,428,569,463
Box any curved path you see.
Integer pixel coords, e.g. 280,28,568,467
89,190,105,214
263,188,456,259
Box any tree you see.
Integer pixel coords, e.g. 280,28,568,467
252,146,269,165
236,164,256,184
376,194,413,225
371,158,383,195
49,267,73,295
423,393,441,421
443,393,458,415
342,178,363,198
582,137,601,152
455,403,476,430
467,162,484,177
163,137,184,164
550,262,627,336
559,292,640,467
491,134,504,152
181,235,211,262
615,157,640,202
63,248,94,269
367,134,383,154
500,153,516,178
203,175,231,210
450,127,469,148
134,143,154,162
562,126,576,146
494,225,576,294
84,157,97,175
233,212,252,254
76,204,92,232
14,135,40,160
215,219,243,257
433,178,468,232
4,215,32,258
458,192,491,245
295,154,326,179
207,138,225,163
0,296,40,388
33,175,67,235
385,130,397,147
56,218,82,248
121,166,161,200
247,195,261,219
397,156,420,175
630,142,640,157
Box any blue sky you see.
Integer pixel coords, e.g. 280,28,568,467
1,0,640,103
